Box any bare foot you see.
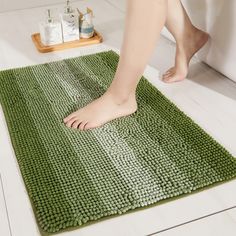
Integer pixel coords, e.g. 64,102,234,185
63,92,137,131
162,28,209,83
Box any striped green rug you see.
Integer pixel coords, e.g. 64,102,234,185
0,50,236,234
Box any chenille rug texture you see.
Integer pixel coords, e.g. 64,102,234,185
0,50,236,234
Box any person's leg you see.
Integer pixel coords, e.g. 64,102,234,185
162,0,209,83
64,0,167,130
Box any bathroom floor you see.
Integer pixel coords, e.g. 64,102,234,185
1,0,236,236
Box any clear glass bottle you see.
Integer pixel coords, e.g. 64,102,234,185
39,9,63,46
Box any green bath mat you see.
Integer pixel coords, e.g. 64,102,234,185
0,50,236,234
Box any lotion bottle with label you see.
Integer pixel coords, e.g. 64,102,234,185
60,0,80,42
78,8,94,39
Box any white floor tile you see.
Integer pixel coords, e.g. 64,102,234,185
228,208,236,224
152,208,236,236
0,175,11,236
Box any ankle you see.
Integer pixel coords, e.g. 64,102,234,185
176,26,200,46
105,89,136,105
177,27,206,52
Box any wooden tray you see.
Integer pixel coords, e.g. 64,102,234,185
31,30,103,53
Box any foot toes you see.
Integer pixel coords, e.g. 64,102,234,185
72,119,82,129
64,112,77,123
164,68,174,75
163,75,176,83
163,75,185,83
162,72,173,80
164,70,171,75
66,117,77,128
163,73,171,79
78,121,88,131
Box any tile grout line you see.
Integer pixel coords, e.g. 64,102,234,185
146,205,236,236
0,173,13,236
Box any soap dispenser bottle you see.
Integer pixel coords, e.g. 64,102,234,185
60,0,80,42
79,8,94,39
39,9,63,46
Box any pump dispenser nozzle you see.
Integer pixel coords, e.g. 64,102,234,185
65,0,73,14
47,9,53,23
